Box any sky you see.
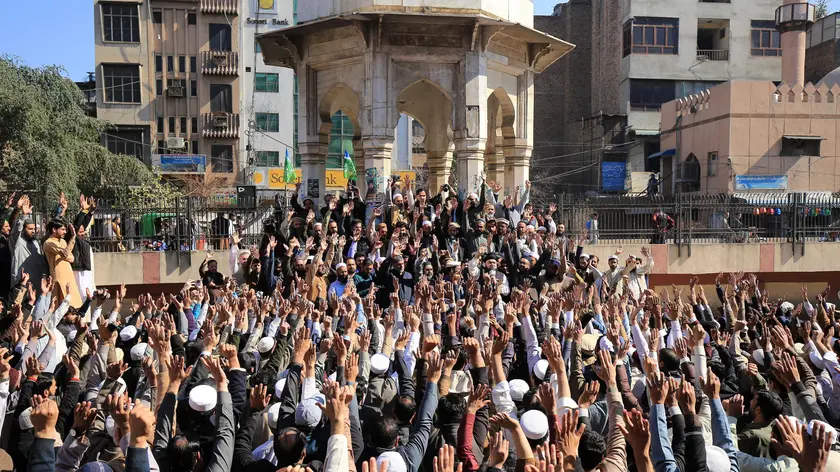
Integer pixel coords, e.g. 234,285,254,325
1,0,840,81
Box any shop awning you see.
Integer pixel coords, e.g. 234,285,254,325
648,149,676,159
783,135,825,141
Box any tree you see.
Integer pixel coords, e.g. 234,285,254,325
816,0,830,19
0,57,167,206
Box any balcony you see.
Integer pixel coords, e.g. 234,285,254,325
201,51,239,75
203,112,240,139
696,49,729,61
200,0,238,15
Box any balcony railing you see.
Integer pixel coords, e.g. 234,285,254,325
203,113,240,139
202,51,239,75
200,0,238,15
697,49,729,61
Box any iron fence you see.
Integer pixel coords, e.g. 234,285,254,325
553,192,840,253
8,192,840,254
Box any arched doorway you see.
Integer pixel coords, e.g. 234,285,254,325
397,79,454,192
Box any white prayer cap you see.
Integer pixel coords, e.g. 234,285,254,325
468,193,478,200
807,420,838,442
579,253,590,260
599,336,615,353
257,337,275,354
130,343,148,362
608,255,619,262
509,379,529,401
794,342,804,354
533,359,550,381
752,349,765,365
526,225,535,230
294,397,322,428
445,260,460,268
275,378,287,399
809,351,826,370
537,226,547,232
189,385,218,412
521,410,549,440
267,402,282,429
120,325,138,341
449,370,473,395
335,263,347,270
19,407,33,430
377,451,408,472
371,353,391,375
705,446,730,472
313,222,322,229
558,397,579,412
422,220,432,227
780,302,794,313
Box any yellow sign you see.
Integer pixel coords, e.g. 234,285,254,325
259,0,274,9
265,168,416,190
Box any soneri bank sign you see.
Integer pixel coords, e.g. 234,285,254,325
246,17,289,25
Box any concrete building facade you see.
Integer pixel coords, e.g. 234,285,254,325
240,0,296,182
94,0,243,177
539,0,783,193
805,12,840,84
257,0,574,202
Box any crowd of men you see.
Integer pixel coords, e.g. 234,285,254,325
0,177,837,472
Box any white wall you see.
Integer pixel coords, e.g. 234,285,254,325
241,0,296,181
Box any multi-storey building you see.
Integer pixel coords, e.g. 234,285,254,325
94,0,243,176
537,0,783,194
240,0,296,182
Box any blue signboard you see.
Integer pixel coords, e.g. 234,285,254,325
601,161,626,192
734,175,788,191
159,154,206,173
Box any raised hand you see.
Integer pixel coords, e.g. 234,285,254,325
433,444,462,472
72,401,97,436
557,409,585,460
30,396,59,438
577,381,600,410
700,367,721,399
617,409,651,457
488,430,510,469
127,402,156,448
250,383,272,410
646,371,670,405
201,355,229,391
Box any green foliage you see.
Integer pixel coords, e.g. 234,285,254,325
816,0,829,19
0,56,172,206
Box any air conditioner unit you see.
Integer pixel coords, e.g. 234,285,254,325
213,114,229,128
166,137,186,149
167,86,185,97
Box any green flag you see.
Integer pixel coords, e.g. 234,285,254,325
283,149,296,183
343,150,356,180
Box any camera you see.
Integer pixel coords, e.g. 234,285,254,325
263,218,276,235
442,184,451,192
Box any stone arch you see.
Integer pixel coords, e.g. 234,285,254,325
488,88,516,139
486,88,517,187
319,83,362,140
397,79,455,190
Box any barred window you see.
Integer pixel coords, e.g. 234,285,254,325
102,4,140,42
623,17,679,56
103,65,141,103
255,73,279,92
751,20,782,56
255,113,280,132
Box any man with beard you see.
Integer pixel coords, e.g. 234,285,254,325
376,254,413,307
353,258,375,297
11,196,47,287
71,203,96,306
0,193,20,303
536,257,567,295
291,182,316,219
409,187,435,223
328,262,350,299
383,181,410,233
478,253,509,299
443,222,465,262
738,389,785,458
464,218,489,259
600,254,625,295
623,246,653,299
344,220,370,261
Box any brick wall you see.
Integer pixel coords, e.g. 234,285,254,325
806,40,838,85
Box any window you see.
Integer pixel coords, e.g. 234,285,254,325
676,81,723,98
293,74,300,166
328,111,354,169
180,117,187,134
191,140,199,153
623,17,679,56
707,152,718,176
188,13,196,25
152,11,162,24
210,84,232,112
157,117,164,133
209,24,232,51
178,56,186,73
191,117,198,133
155,55,163,72
191,80,197,97
190,56,197,73
103,65,141,103
168,117,175,134
751,20,782,56
256,151,280,166
156,79,163,96
782,136,821,156
106,129,144,159
255,113,280,132
211,145,234,173
255,73,279,92
629,79,676,111
167,55,174,72
102,4,140,42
